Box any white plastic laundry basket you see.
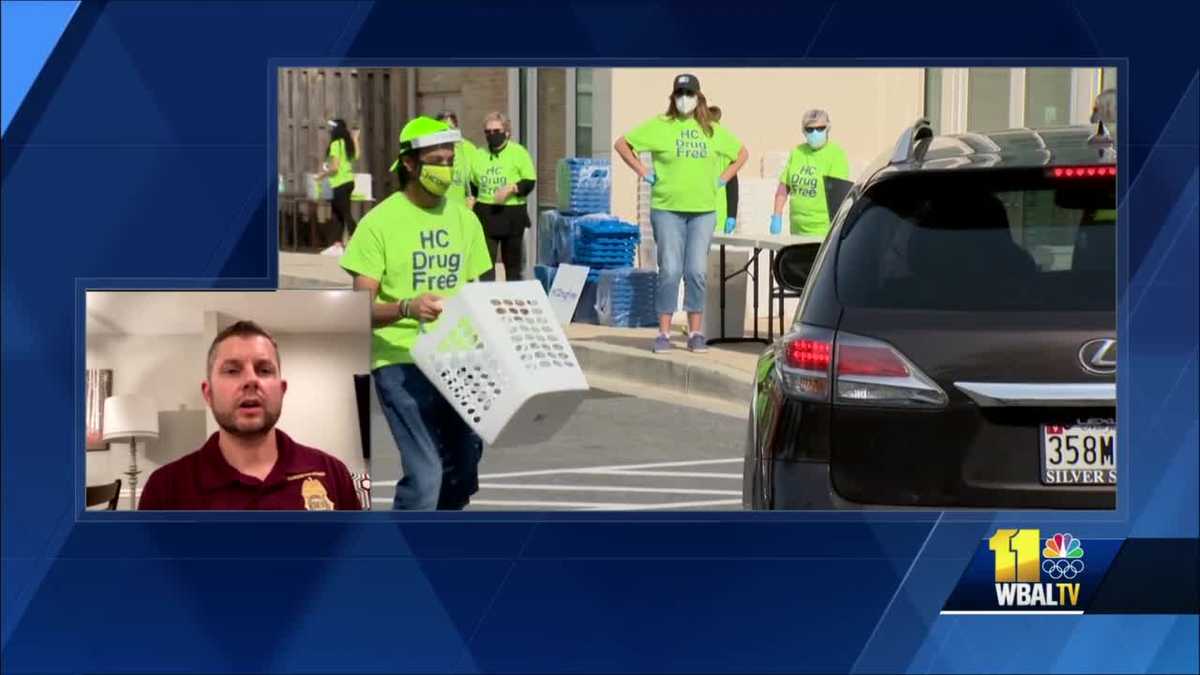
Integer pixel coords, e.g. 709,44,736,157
410,281,590,447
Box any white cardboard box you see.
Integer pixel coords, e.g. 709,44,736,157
303,173,373,202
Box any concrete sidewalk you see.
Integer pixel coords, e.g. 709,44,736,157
280,251,354,289
565,323,764,405
278,250,769,407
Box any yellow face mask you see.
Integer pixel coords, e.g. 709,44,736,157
418,163,453,197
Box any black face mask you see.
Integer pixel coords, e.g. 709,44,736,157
485,131,507,150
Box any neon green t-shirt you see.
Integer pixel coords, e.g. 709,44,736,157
388,139,478,204
625,116,742,213
780,141,850,236
447,139,478,203
328,139,354,189
340,192,493,368
470,141,536,206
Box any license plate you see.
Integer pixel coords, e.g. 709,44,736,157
1040,422,1116,485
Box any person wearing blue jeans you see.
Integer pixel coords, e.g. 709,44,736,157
651,209,717,338
614,73,748,353
373,364,482,510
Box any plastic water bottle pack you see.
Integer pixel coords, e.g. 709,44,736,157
594,268,659,328
556,158,612,215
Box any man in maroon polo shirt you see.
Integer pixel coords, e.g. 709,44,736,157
138,320,361,510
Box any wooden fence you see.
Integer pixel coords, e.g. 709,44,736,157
277,67,410,204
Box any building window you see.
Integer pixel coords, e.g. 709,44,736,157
1024,68,1073,128
575,68,594,157
967,68,1012,132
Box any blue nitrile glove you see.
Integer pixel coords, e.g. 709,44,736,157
716,177,727,188
643,172,657,185
770,214,783,235
724,217,737,234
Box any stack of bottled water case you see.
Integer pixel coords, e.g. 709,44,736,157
594,268,659,328
565,216,640,275
556,158,611,215
540,212,640,275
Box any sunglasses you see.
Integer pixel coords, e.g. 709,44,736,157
673,89,696,97
804,126,828,133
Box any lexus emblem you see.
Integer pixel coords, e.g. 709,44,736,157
1079,338,1117,375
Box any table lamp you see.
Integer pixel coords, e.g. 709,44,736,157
102,394,159,510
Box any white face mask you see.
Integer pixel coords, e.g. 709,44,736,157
675,95,698,115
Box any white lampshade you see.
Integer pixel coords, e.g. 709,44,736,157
102,395,159,441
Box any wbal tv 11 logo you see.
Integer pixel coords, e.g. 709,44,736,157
943,528,1123,615
989,529,1084,609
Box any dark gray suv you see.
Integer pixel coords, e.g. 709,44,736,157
745,121,1117,509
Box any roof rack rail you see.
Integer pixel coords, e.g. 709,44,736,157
889,118,934,165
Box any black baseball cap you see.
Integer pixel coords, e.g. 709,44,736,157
673,73,700,94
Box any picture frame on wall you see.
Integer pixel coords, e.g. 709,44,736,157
86,369,113,451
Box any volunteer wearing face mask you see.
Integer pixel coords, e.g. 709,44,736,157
314,118,360,252
614,73,749,354
708,105,739,234
389,111,478,207
340,116,493,511
469,111,536,281
771,109,850,237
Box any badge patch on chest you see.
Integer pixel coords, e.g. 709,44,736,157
301,476,335,511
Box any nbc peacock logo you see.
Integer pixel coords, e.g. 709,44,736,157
1042,533,1086,580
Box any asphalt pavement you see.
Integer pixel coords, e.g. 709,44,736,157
367,388,748,511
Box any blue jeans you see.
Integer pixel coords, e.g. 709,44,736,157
373,364,483,510
650,209,717,315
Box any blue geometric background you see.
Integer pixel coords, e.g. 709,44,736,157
2,1,1196,672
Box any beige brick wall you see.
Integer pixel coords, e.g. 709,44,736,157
460,68,510,148
537,68,567,208
412,67,509,149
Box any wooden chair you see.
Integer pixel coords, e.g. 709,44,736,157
86,479,122,510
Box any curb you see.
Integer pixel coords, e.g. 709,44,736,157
571,339,755,403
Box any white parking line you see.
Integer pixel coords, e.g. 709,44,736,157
367,497,635,509
478,483,740,496
617,499,742,511
478,457,742,480
466,499,648,510
369,459,744,487
595,470,741,479
370,497,743,510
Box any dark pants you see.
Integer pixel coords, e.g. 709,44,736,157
330,183,356,242
482,234,525,281
475,202,529,281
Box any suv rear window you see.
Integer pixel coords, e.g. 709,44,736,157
836,169,1116,311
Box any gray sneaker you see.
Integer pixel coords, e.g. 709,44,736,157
652,334,674,353
687,333,709,353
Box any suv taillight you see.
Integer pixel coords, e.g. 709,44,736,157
776,326,947,408
774,324,835,402
834,332,948,408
